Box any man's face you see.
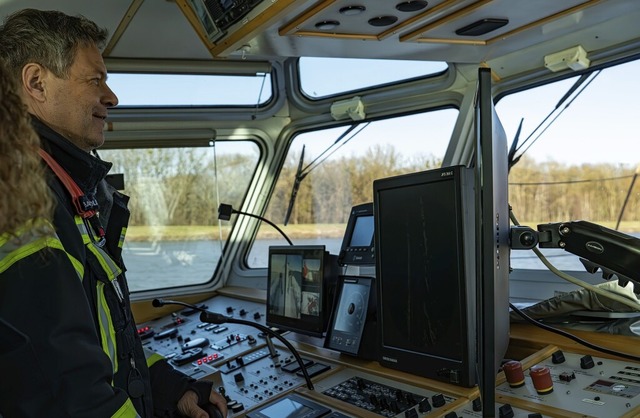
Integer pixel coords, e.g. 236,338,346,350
40,43,118,152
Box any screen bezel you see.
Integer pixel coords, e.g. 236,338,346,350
266,245,328,337
373,165,477,387
338,202,375,266
246,394,330,418
325,275,374,355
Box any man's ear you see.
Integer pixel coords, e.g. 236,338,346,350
22,63,48,103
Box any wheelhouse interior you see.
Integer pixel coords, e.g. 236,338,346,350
3,0,640,417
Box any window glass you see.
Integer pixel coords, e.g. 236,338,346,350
496,59,640,271
107,73,272,106
98,141,259,291
247,109,458,267
299,57,447,98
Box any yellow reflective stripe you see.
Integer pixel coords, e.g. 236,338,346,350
118,227,127,249
75,216,92,244
111,398,140,418
0,233,82,281
74,215,119,279
74,216,123,378
145,352,165,369
86,243,122,281
0,218,51,247
97,281,119,376
0,235,57,274
65,252,85,280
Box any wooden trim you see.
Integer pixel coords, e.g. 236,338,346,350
209,0,300,56
378,0,462,41
130,291,217,323
278,0,338,36
103,0,145,57
400,0,493,43
508,323,640,361
284,30,379,40
215,285,267,303
401,0,602,51
485,0,603,45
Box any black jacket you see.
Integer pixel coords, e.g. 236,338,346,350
0,117,212,417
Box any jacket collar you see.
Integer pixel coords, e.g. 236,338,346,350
32,116,112,194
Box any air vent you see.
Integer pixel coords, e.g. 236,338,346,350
455,18,508,36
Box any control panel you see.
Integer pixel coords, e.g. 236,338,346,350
312,368,464,417
139,295,334,414
496,347,640,417
138,295,640,418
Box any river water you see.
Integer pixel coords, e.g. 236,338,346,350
124,237,598,291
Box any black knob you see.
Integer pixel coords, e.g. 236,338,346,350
432,394,445,408
418,398,431,413
498,404,514,418
551,350,566,364
472,397,482,412
580,355,595,369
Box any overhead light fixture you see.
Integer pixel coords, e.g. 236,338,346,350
544,45,590,72
368,15,398,27
339,5,366,16
396,1,428,12
315,20,340,30
455,18,508,36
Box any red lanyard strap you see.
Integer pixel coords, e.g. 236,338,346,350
39,148,98,219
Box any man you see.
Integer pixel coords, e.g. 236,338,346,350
0,9,226,418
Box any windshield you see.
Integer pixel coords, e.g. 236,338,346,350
496,59,640,276
247,109,458,267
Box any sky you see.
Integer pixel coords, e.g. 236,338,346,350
108,58,640,168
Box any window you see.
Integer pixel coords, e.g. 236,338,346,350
98,141,259,291
247,109,458,267
299,57,447,98
496,59,640,271
107,72,272,106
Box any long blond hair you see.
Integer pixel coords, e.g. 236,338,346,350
0,60,53,235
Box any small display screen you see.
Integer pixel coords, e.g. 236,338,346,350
334,279,371,334
267,245,327,337
349,215,374,247
260,398,313,418
326,276,373,355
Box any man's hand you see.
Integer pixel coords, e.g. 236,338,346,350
177,389,227,418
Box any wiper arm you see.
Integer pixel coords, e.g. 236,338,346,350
283,123,369,225
283,145,306,226
509,71,600,169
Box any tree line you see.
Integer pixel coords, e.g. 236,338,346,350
106,146,639,229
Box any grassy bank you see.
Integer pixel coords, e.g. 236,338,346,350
124,221,640,242
125,224,347,242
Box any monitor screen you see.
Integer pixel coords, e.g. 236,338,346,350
373,165,477,387
338,203,375,265
266,245,331,337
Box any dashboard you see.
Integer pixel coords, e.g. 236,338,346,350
138,292,640,417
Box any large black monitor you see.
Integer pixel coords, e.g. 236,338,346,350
372,68,510,392
373,165,477,387
266,245,336,337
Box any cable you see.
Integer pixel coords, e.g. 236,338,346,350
510,302,640,362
